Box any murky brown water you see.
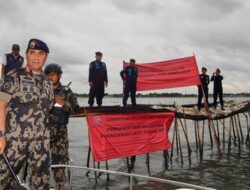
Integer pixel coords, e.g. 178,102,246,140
66,97,250,190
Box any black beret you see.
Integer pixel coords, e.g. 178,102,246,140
95,51,103,56
130,59,136,63
12,44,20,50
44,63,62,75
27,38,49,53
202,67,207,71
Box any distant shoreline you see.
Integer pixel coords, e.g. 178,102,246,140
75,93,250,98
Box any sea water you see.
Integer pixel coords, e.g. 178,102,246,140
67,97,250,190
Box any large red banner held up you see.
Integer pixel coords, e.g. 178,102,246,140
123,56,201,91
87,112,175,161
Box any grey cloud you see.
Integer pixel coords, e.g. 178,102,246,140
109,0,160,15
191,0,245,20
194,0,244,13
0,0,250,94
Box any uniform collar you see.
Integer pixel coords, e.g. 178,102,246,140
12,53,20,59
54,82,62,89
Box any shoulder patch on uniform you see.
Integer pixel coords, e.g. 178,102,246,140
3,82,11,90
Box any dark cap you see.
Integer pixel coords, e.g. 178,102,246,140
12,44,20,50
201,67,207,71
44,63,62,75
95,51,103,56
130,59,136,63
26,38,49,53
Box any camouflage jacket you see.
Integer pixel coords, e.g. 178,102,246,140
0,68,54,140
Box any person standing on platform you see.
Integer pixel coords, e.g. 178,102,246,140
0,39,54,190
197,67,210,111
211,68,224,110
1,44,24,76
45,63,80,190
88,52,108,107
120,59,138,107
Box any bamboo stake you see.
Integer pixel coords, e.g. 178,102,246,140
126,158,131,173
219,118,240,148
178,118,192,155
170,119,177,163
233,115,240,142
228,117,232,153
210,119,222,158
194,121,199,151
85,146,91,177
244,113,250,145
176,120,180,155
146,154,151,176
216,120,220,146
93,161,98,183
233,116,241,153
246,113,250,146
201,120,205,160
105,161,110,181
231,116,237,146
237,114,244,143
163,150,169,169
208,119,213,148
222,119,225,148
176,120,183,165
196,121,202,160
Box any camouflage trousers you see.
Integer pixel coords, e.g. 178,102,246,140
50,124,69,189
0,138,50,190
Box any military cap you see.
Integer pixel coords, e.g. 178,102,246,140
202,67,207,71
130,59,136,63
12,44,20,50
44,63,62,75
95,51,103,56
26,38,49,53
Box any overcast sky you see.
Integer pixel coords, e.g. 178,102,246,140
0,0,249,94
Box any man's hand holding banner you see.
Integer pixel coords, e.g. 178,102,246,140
123,55,201,91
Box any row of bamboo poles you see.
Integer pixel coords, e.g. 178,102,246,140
84,111,250,182
169,112,250,166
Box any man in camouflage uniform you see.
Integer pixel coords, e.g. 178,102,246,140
44,63,80,190
0,39,54,190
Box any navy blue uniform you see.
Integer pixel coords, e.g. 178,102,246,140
211,75,224,109
4,53,24,74
120,66,138,106
88,60,108,106
198,74,210,110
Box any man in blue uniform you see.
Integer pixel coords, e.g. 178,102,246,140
0,39,54,189
120,59,138,107
88,52,108,107
211,68,224,110
45,63,80,190
1,44,24,76
197,67,210,111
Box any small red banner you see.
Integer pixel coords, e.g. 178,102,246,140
123,56,201,91
87,112,175,161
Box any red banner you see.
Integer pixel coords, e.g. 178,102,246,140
123,56,201,91
87,112,174,161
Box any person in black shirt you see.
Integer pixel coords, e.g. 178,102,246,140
197,67,210,111
88,52,108,107
211,68,224,110
1,44,24,76
120,59,138,107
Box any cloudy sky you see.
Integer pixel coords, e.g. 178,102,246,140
0,0,250,94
